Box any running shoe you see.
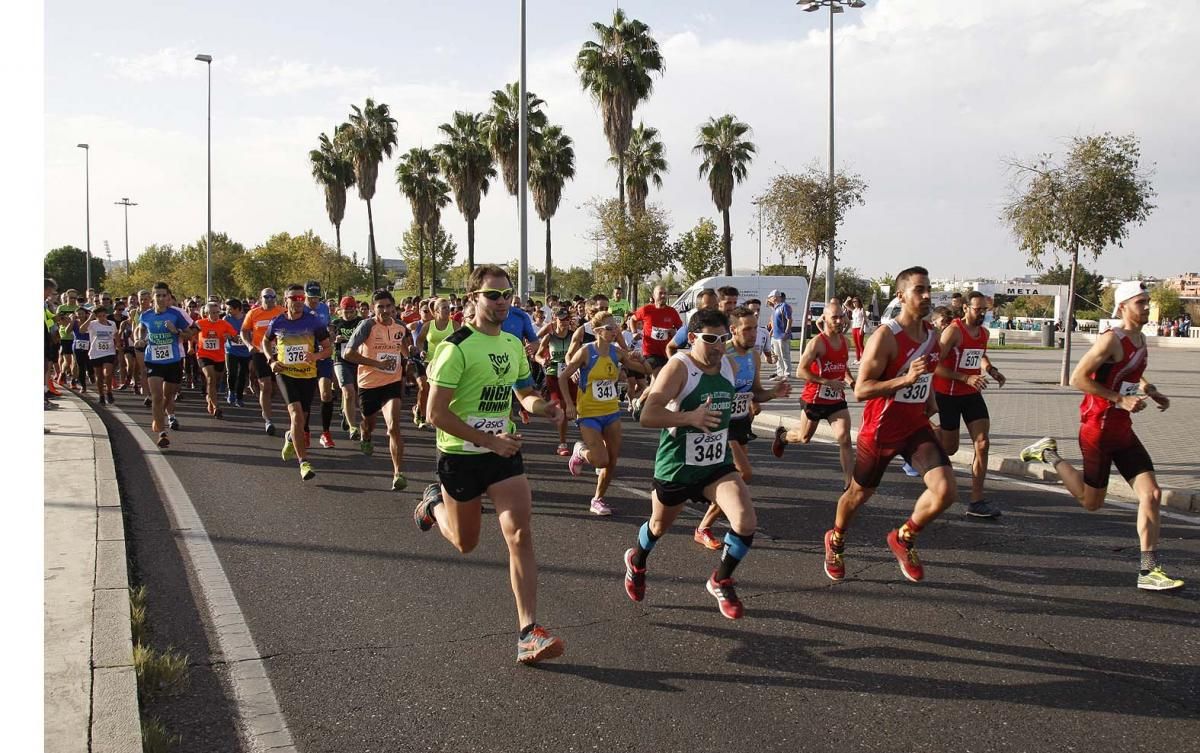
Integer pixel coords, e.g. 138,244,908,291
568,441,586,477
281,431,296,461
320,432,335,449
156,432,169,449
359,438,373,455
823,529,845,582
264,421,275,436
705,574,744,619
226,391,235,405
694,527,723,551
412,406,425,428
966,499,1001,518
555,443,570,457
392,473,408,492
1137,567,1184,591
630,397,642,421
341,416,350,432
1020,437,1057,464
235,398,245,409
771,426,787,458
886,529,924,582
214,408,223,420
299,461,315,481
900,461,919,477
414,484,440,531
143,397,152,407
167,415,180,431
516,625,565,665
623,547,646,602
519,408,530,425
589,497,612,516
348,427,359,441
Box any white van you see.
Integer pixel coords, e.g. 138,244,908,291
672,275,811,337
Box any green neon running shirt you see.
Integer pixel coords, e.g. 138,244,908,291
428,324,533,455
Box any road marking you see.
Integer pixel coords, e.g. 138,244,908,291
107,405,296,752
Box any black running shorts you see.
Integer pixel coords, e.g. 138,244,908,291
653,464,739,507
252,352,271,378
853,424,950,489
276,374,316,407
360,380,405,418
728,415,754,445
89,355,117,368
145,360,183,384
935,391,989,432
437,451,525,502
198,357,226,373
803,400,849,423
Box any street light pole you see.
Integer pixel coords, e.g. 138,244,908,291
517,0,529,299
77,144,91,290
115,198,138,271
196,54,213,298
752,199,763,274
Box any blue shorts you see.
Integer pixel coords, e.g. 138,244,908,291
577,411,622,433
317,358,334,380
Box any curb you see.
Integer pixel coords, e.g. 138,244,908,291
752,410,1200,514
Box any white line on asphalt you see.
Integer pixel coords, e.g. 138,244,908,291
107,405,297,752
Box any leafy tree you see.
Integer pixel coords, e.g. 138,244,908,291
1100,286,1116,316
231,231,347,298
1002,132,1156,384
45,245,105,293
587,197,673,305
529,124,576,297
309,124,356,256
395,147,452,297
673,218,724,284
616,122,667,217
482,82,548,199
177,232,246,298
435,111,496,272
1151,286,1182,321
556,266,597,300
575,8,664,214
1036,262,1105,311
810,266,873,305
694,114,756,276
339,98,398,290
399,224,457,293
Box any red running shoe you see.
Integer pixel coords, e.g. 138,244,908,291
771,426,787,458
886,529,924,582
319,431,335,449
823,529,845,582
623,547,646,602
516,625,565,664
693,527,723,551
705,573,744,619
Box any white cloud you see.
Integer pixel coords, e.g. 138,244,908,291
104,46,207,82
238,59,380,96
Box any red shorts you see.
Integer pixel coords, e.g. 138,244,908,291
1079,423,1154,489
853,424,950,489
546,374,577,405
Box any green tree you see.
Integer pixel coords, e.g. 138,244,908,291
1001,132,1156,384
398,224,457,293
575,8,664,214
309,124,357,256
556,266,596,300
395,147,452,297
587,197,673,304
1151,285,1182,321
45,245,105,293
616,122,668,217
435,111,496,272
339,98,398,290
1036,262,1105,311
231,231,334,297
810,266,873,305
529,124,576,297
694,114,756,276
482,82,548,199
177,232,246,298
673,218,723,283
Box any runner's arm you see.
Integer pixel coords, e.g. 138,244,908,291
1070,333,1142,411
854,327,918,400
638,358,721,432
933,325,964,382
980,353,1006,386
341,320,389,370
311,329,332,362
514,384,563,424
794,335,826,383
617,349,650,376
555,347,588,416
1140,377,1169,410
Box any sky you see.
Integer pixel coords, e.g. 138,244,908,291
43,0,1200,283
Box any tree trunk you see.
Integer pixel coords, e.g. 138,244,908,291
1060,246,1079,387
366,199,378,291
544,218,553,298
467,217,475,273
797,248,819,354
418,231,426,297
618,155,626,215
430,229,437,299
722,207,733,276
335,223,342,257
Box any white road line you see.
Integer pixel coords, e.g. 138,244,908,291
108,405,296,752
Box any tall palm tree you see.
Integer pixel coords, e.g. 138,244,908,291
482,82,548,199
338,98,398,289
613,122,667,217
434,111,496,273
695,114,756,276
529,124,576,297
395,147,451,297
308,124,357,258
576,8,664,214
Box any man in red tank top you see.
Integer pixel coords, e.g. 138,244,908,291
823,266,957,584
1021,281,1183,591
933,291,1008,519
771,299,855,490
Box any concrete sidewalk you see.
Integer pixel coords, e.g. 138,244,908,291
44,394,141,752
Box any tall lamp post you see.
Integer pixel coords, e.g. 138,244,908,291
114,198,138,271
800,0,864,302
77,143,91,290
195,53,213,298
752,199,763,274
517,0,530,299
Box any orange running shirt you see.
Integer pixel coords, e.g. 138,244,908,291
195,318,238,362
242,305,284,350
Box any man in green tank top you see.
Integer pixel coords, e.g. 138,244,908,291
622,307,759,620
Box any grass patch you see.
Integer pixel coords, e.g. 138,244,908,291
129,585,148,646
133,643,190,703
141,716,180,753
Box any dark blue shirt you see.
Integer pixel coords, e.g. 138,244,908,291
501,307,538,343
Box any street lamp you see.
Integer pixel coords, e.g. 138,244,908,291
800,0,864,302
517,0,529,299
77,143,91,290
114,198,138,271
195,53,213,298
751,198,763,274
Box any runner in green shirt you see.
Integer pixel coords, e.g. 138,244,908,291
413,264,567,665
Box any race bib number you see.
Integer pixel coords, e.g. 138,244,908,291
651,326,670,341
591,379,617,401
74,338,88,351
958,348,984,370
463,415,507,453
202,337,219,351
896,374,932,404
818,382,843,402
1118,381,1140,397
687,429,728,467
95,339,112,353
731,392,752,418
284,345,308,364
149,344,173,361
377,354,399,373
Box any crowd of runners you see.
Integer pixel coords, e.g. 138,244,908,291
42,265,1186,664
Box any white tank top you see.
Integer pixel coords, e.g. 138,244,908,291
87,321,117,359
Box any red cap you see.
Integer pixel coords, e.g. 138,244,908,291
339,296,357,309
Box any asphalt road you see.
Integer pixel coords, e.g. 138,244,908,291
97,386,1200,753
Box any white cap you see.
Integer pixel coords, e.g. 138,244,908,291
1111,280,1147,316
768,289,783,299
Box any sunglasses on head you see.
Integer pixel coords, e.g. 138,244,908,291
694,332,732,344
473,288,514,301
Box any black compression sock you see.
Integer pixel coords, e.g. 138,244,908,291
633,521,660,569
520,623,536,639
321,400,333,432
715,530,755,581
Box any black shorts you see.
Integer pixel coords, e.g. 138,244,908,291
145,360,183,384
409,355,427,379
252,352,271,377
198,357,226,373
936,391,989,432
60,341,74,356
729,416,754,445
437,451,525,502
853,425,951,489
804,400,849,423
653,464,739,507
1079,423,1154,489
645,354,668,371
361,380,405,417
90,355,117,367
316,358,334,380
276,374,317,407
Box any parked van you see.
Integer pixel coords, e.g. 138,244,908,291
672,276,810,337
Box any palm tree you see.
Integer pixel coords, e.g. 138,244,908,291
338,98,398,290
482,82,548,199
695,114,756,276
576,8,664,214
308,124,357,258
529,125,576,297
614,122,667,217
395,147,451,297
434,111,496,273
